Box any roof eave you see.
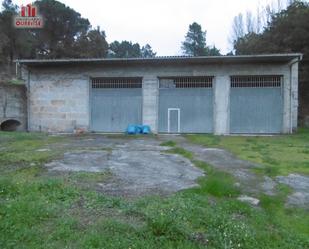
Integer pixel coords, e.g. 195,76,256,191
15,53,303,67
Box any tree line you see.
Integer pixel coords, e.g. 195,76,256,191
230,0,309,56
1,0,308,62
230,0,309,123
0,0,158,66
1,0,309,121
0,0,221,70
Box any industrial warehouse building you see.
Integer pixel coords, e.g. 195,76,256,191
17,54,302,134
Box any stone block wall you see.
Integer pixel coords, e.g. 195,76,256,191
27,70,89,132
0,84,27,131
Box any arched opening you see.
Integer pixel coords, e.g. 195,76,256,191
0,119,21,131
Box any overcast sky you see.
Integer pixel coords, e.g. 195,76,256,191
15,0,284,55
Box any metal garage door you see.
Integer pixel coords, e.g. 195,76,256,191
91,77,142,132
230,75,283,134
159,77,214,133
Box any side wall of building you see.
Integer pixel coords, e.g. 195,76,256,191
0,84,27,131
23,62,296,134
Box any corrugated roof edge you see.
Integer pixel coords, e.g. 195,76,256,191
15,53,303,65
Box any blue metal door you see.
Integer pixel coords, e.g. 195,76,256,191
158,77,214,133
230,76,283,134
91,78,142,132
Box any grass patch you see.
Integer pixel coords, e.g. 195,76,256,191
106,134,157,139
253,165,280,177
8,79,25,85
160,140,177,147
257,183,309,239
187,128,309,176
0,132,308,248
186,134,221,147
259,184,291,212
166,147,240,198
165,147,194,160
198,170,240,198
186,161,240,198
69,171,112,183
67,171,113,191
101,147,113,152
0,132,64,171
193,160,213,172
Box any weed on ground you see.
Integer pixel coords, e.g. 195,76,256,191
186,128,309,175
0,132,308,248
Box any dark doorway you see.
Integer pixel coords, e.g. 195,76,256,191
0,119,21,131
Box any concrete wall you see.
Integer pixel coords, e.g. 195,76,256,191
0,84,27,131
142,76,158,132
214,76,230,135
23,61,297,134
25,70,89,132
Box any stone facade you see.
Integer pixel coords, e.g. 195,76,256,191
20,57,300,134
26,71,89,132
0,84,27,131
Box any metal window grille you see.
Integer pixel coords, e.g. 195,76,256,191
159,77,213,89
91,77,142,88
231,75,282,88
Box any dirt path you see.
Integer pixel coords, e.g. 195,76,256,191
159,135,309,209
159,136,274,194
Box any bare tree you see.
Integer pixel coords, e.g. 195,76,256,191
256,4,263,33
264,0,290,24
246,11,256,33
229,0,294,49
229,13,245,45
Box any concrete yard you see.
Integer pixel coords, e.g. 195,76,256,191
45,136,204,197
41,134,309,208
